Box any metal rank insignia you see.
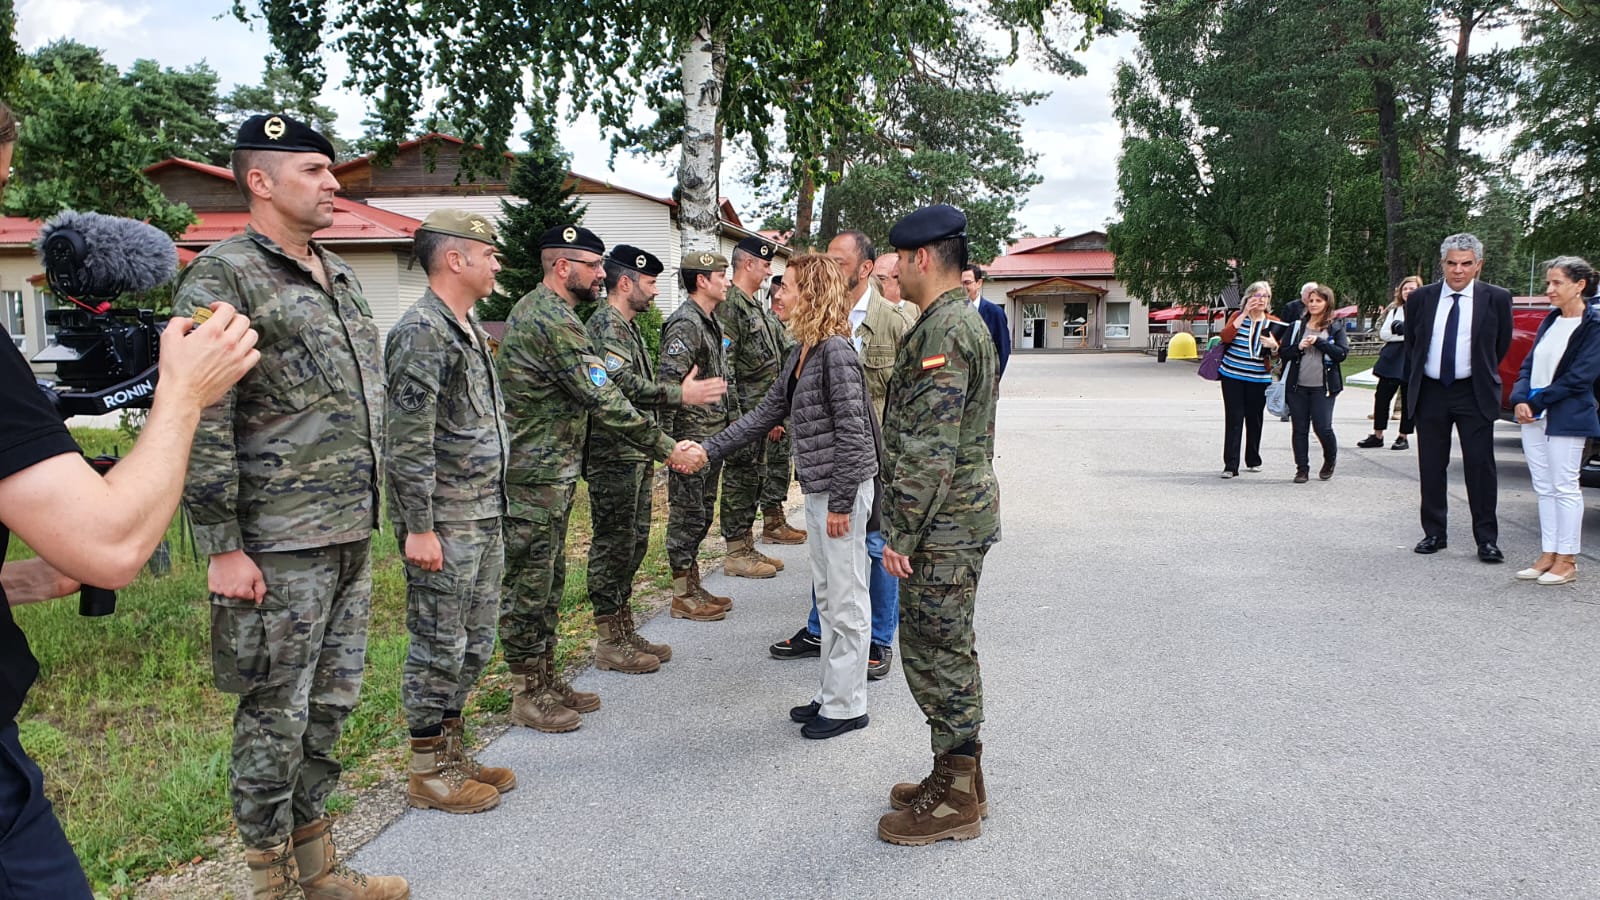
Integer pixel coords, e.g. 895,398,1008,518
263,116,287,140
563,226,578,243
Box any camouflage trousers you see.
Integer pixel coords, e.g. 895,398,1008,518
718,441,767,539
899,547,989,754
208,540,371,850
586,459,653,618
499,483,576,663
399,517,503,733
760,429,794,510
666,460,723,571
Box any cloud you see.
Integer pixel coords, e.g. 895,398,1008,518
16,0,149,50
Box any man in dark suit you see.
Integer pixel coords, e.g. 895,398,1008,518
962,265,1011,378
1403,233,1514,563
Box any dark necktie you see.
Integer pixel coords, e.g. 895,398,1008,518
1438,293,1462,387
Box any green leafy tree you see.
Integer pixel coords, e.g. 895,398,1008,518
476,128,587,322
1512,1,1600,264
121,59,231,164
28,39,116,84
0,0,22,98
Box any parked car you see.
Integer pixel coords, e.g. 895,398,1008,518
1500,303,1600,488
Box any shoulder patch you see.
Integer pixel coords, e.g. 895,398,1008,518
394,376,429,413
666,337,688,356
588,363,609,387
920,354,948,371
722,336,732,350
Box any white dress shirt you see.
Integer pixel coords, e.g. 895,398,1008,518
849,283,871,353
1425,280,1475,381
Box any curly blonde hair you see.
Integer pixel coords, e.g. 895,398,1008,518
785,253,852,347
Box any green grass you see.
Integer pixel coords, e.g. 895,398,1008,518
11,435,681,893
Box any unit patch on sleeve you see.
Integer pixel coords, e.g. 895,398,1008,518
666,337,688,356
604,351,625,372
920,354,948,371
587,363,609,387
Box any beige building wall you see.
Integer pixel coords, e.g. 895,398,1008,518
983,277,1149,351
0,252,48,357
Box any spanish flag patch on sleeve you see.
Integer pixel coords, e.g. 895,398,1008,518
920,354,947,370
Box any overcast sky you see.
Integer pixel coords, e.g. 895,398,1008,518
16,0,1134,239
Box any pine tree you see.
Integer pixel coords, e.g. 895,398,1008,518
476,128,586,322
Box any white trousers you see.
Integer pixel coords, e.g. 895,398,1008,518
1520,419,1587,554
803,480,873,719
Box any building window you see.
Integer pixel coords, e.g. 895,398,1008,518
3,291,22,348
1105,302,1130,339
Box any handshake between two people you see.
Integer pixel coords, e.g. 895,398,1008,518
668,440,709,474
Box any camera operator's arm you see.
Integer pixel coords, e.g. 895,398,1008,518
0,305,259,588
1,558,80,607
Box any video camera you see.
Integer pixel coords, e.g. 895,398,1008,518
30,211,182,616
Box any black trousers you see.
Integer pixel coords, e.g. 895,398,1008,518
1287,385,1337,469
1414,377,1498,545
0,721,93,898
1372,377,1412,434
1220,376,1267,473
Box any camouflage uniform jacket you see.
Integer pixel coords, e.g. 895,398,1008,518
384,289,508,532
856,285,917,423
496,284,674,502
173,228,384,555
658,297,739,441
584,302,680,466
716,283,783,416
881,287,1000,556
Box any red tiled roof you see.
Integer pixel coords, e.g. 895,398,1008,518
1005,275,1108,298
173,200,419,245
144,158,236,180
0,216,42,248
985,250,1116,279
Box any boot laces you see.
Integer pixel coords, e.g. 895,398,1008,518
911,767,954,814
321,834,369,887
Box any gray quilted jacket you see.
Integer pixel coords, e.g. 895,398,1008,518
704,335,878,513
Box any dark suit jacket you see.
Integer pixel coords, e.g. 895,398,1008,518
1509,306,1600,437
1402,280,1514,421
976,299,1011,378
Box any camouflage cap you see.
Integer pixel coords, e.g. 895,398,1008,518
680,250,729,273
234,113,336,162
418,209,498,245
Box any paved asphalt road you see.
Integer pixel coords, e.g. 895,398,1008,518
352,353,1599,899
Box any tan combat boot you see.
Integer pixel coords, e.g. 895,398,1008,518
595,614,661,674
441,717,516,793
618,607,672,663
508,660,581,733
542,651,601,713
688,565,733,612
291,818,410,899
761,507,808,545
244,840,302,899
406,736,499,814
876,752,983,846
889,742,987,818
723,534,778,578
670,569,726,621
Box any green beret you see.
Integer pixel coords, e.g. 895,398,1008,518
607,244,664,277
889,204,967,250
680,250,729,273
234,114,336,162
735,235,777,260
418,209,498,245
540,224,604,254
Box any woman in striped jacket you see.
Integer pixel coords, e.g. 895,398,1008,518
1218,281,1286,478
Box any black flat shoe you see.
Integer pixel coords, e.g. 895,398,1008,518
1319,462,1335,480
1478,542,1504,564
770,628,821,659
1414,535,1447,554
801,713,869,739
1390,437,1409,450
1355,435,1384,449
789,701,820,723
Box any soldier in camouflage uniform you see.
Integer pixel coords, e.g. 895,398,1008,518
496,225,700,734
872,205,1000,848
384,210,516,817
585,245,727,673
175,115,407,899
659,251,743,618
715,236,800,576
757,276,801,543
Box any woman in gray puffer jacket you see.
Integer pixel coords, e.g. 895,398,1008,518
701,254,879,739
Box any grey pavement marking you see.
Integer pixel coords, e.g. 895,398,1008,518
353,353,1599,899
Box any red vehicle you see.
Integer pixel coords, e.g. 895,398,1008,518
1499,304,1600,487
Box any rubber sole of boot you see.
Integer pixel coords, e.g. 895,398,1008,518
877,819,982,846
407,790,500,814
889,789,989,818
724,564,777,579
671,605,726,621
596,655,661,674
510,709,580,733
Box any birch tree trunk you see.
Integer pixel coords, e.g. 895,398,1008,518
677,22,726,255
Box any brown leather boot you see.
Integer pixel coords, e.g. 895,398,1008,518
543,651,600,713
440,717,516,793
723,535,778,578
889,742,987,817
876,753,983,845
244,840,301,899
595,614,661,674
618,607,671,663
406,736,499,814
761,507,807,544
507,660,581,733
757,547,785,572
291,818,410,899
688,565,732,611
670,569,726,621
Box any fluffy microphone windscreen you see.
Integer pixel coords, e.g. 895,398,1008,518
39,211,179,300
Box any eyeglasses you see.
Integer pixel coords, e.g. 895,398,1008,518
560,256,603,270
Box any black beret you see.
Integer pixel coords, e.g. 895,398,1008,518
769,275,782,287
735,235,777,261
607,244,663,277
234,114,336,162
888,204,967,249
540,224,605,255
